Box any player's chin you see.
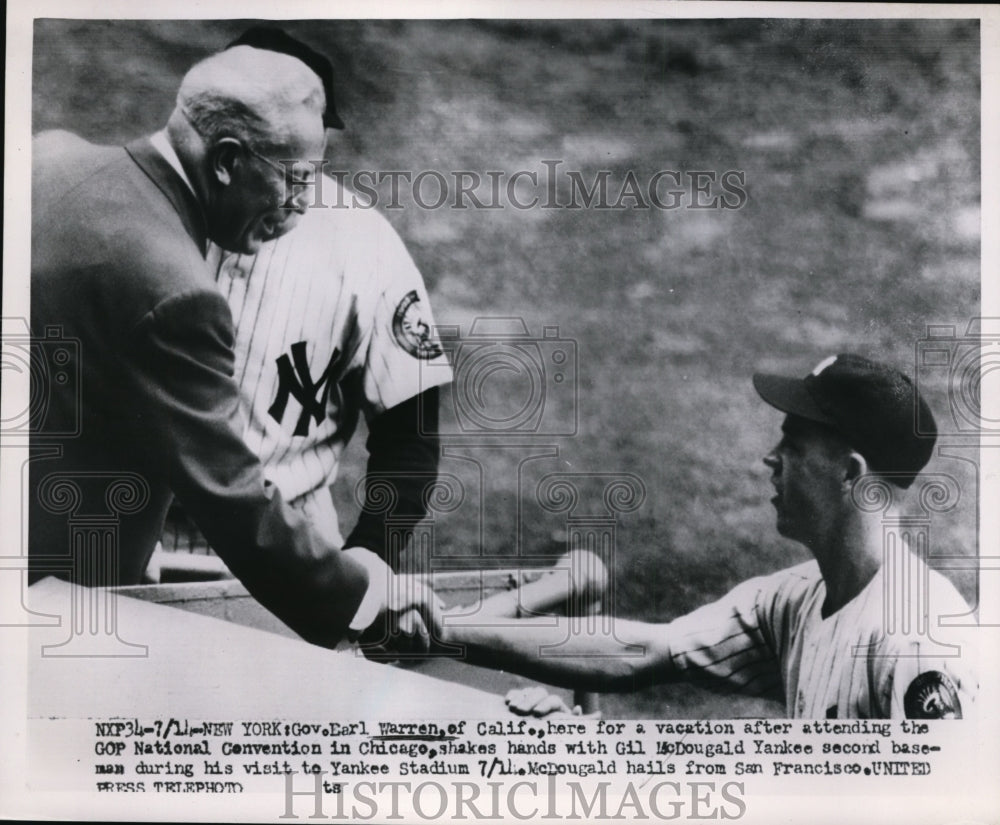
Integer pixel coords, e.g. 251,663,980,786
773,513,805,544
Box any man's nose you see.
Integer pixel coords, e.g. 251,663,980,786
763,450,779,471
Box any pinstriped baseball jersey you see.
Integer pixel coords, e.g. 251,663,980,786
664,553,976,718
163,177,452,551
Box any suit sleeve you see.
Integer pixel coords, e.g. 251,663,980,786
128,288,370,648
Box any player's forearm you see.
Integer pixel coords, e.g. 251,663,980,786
345,388,440,564
440,617,675,693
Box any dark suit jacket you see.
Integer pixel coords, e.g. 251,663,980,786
29,131,368,647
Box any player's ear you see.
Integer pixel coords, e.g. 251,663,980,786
843,450,868,488
207,138,242,187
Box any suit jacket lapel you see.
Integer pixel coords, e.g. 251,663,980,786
126,136,209,256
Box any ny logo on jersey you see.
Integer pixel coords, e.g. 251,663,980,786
268,341,343,436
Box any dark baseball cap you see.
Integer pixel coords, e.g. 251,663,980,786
227,26,345,130
753,354,937,489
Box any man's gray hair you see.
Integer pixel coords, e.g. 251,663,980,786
175,45,325,153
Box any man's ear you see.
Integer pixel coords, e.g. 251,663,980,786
844,450,868,488
207,138,242,187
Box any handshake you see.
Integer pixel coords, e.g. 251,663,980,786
342,547,442,660
349,549,608,663
358,576,444,661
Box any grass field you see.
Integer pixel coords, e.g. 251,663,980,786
31,18,981,717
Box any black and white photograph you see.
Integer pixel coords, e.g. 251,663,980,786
2,1,998,822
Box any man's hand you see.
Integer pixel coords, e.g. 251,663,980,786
505,686,600,718
357,569,444,661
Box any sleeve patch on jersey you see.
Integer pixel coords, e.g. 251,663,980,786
903,671,962,720
392,290,443,360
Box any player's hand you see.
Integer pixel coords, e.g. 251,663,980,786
505,686,600,719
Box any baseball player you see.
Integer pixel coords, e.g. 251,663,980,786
160,28,453,578
438,355,978,719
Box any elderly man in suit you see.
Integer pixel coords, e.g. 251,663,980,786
30,41,435,651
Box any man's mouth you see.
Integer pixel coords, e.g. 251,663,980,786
256,211,301,243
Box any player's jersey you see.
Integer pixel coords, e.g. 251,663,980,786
163,178,452,551
664,552,977,718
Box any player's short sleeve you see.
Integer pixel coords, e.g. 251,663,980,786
882,647,977,719
362,215,453,413
663,571,793,699
876,572,979,719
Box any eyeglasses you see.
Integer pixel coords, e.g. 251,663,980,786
242,144,315,189
241,143,318,212
177,106,316,200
